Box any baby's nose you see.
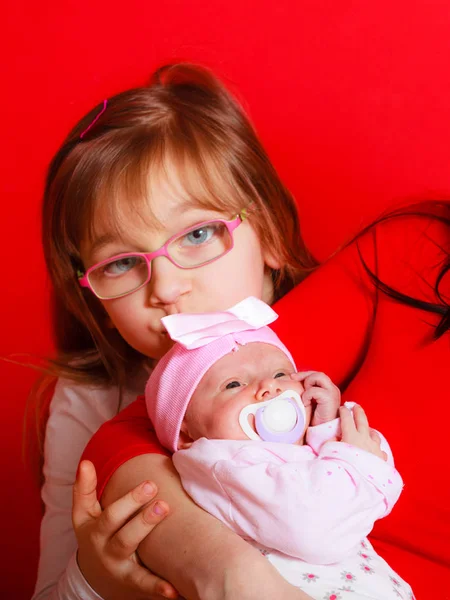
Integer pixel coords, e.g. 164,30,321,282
255,378,283,401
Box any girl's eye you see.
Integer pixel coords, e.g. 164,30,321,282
102,256,140,276
225,380,242,389
274,372,287,379
183,224,217,246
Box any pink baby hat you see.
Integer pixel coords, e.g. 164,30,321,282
145,297,295,452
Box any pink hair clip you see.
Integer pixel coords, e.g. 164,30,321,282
79,99,108,139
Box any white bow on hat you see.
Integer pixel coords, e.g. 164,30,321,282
161,296,278,350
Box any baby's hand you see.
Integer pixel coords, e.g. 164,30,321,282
291,371,340,426
339,404,388,461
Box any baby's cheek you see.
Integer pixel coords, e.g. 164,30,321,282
210,405,248,440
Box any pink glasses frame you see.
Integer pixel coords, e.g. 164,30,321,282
78,209,247,299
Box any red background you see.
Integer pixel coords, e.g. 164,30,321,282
2,1,450,597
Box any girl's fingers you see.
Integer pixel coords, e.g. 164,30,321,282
108,499,170,559
108,500,178,598
96,480,159,538
125,564,179,599
73,460,102,527
353,404,370,434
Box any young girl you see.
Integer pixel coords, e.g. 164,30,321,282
144,296,412,599
33,62,319,600
32,62,449,600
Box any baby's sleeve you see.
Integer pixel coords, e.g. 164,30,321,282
174,438,403,565
306,402,396,467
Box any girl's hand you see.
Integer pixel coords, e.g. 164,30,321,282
292,371,341,426
72,460,178,600
339,405,388,461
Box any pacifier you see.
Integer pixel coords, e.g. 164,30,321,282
238,390,306,444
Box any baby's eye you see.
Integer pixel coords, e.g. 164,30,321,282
274,372,287,379
225,380,242,389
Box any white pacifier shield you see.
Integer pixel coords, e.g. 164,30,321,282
239,390,305,442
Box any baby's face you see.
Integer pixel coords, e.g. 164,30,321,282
181,342,311,445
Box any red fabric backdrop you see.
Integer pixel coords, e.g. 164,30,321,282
2,1,450,597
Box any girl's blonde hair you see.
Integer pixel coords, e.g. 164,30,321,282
28,64,317,469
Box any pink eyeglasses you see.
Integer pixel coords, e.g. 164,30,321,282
78,209,248,300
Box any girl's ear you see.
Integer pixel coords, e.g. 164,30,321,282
263,248,282,270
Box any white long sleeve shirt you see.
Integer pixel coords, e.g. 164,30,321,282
32,378,142,600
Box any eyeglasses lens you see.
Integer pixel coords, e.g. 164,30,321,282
88,221,233,299
89,256,149,299
167,221,232,267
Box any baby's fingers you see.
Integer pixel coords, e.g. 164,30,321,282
353,404,370,434
370,430,388,461
370,429,381,445
108,499,169,559
339,405,356,436
295,371,335,391
302,387,331,406
97,480,159,538
291,371,317,382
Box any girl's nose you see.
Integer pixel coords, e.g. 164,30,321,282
147,256,191,307
255,378,283,401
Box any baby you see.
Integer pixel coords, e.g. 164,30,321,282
146,297,414,600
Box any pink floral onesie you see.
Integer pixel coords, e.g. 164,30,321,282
173,412,414,599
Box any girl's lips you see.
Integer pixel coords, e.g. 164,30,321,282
149,322,169,335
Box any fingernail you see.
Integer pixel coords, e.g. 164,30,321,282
143,482,155,496
153,501,167,516
157,584,175,599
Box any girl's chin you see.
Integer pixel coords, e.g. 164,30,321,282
152,336,175,360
